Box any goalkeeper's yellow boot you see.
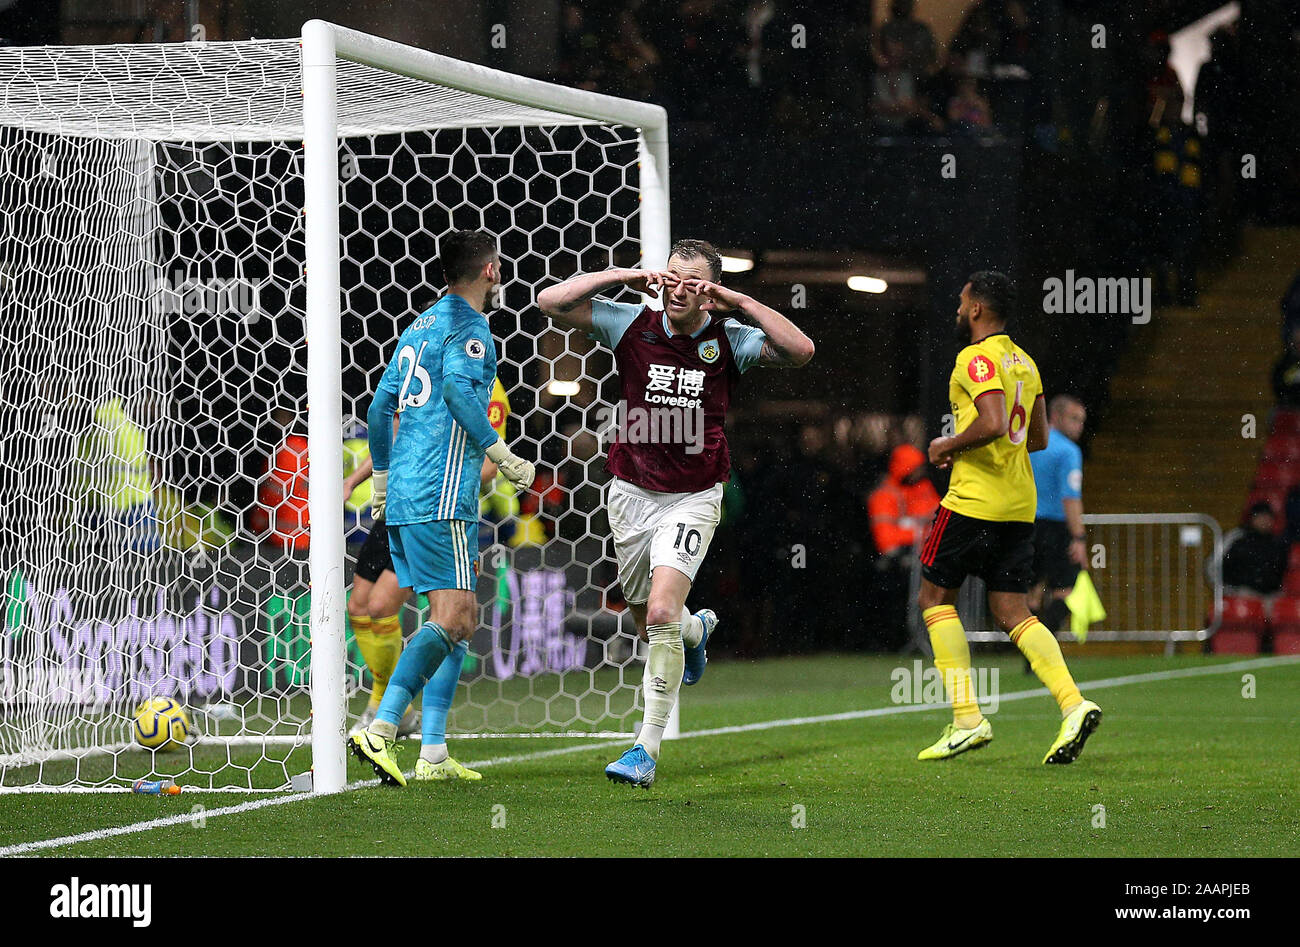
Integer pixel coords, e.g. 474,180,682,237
414,756,482,781
917,718,992,760
349,728,407,787
1042,699,1102,765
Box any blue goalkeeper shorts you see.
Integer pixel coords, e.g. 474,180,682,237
387,519,479,593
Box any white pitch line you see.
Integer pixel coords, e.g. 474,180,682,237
0,790,316,857
684,654,1300,738
0,739,629,857
3,654,1295,856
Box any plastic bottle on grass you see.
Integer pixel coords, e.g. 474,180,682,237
132,778,181,795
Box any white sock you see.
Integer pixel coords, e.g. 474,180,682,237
420,743,448,764
639,621,683,759
680,606,704,648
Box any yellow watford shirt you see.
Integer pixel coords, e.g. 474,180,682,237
487,376,510,438
942,333,1043,523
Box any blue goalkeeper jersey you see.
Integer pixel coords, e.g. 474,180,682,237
376,293,497,525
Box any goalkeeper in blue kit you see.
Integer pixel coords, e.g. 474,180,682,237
350,230,535,786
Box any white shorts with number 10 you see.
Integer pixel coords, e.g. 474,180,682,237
606,477,724,606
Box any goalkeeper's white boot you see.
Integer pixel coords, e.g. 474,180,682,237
397,707,421,738
415,756,482,781
349,704,377,737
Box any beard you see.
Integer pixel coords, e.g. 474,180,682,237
954,316,972,344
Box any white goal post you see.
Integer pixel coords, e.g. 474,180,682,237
0,21,670,793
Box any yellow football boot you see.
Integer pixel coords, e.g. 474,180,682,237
917,718,993,760
1042,700,1103,765
349,728,407,786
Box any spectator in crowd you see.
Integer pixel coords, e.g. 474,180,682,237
1280,268,1300,345
1221,502,1287,595
1147,85,1203,307
850,412,894,487
1029,395,1088,632
996,0,1033,72
557,2,607,91
743,0,778,93
250,405,309,552
947,0,1002,78
876,0,937,83
943,0,1034,134
654,0,749,121
1141,30,1181,116
1284,486,1300,545
1195,23,1245,260
865,443,939,651
871,34,942,134
1272,325,1300,407
605,6,661,100
867,444,939,560
946,76,994,133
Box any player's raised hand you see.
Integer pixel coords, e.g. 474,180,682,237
679,278,740,311
625,269,677,295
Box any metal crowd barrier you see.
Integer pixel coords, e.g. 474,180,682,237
908,513,1223,653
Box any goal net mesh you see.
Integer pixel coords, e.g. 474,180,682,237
0,38,648,791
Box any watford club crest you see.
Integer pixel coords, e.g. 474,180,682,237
697,338,720,364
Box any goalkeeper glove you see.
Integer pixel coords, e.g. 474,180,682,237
485,438,535,491
370,469,388,521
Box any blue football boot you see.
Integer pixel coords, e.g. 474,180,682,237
605,744,656,788
682,609,718,686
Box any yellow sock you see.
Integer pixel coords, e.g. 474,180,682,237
923,605,982,729
366,614,404,706
349,615,382,708
351,614,402,708
1010,617,1082,715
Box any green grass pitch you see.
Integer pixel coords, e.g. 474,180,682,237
2,653,1297,857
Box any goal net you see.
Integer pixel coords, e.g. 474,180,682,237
0,22,670,792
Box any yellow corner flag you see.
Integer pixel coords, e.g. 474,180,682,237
1064,570,1106,643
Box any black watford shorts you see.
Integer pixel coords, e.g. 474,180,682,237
353,517,394,583
920,506,1035,594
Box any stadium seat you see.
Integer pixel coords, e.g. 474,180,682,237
1273,630,1300,654
1263,435,1300,464
1254,460,1300,490
1272,409,1300,437
1284,567,1300,595
1268,595,1300,627
1268,597,1300,654
1211,595,1266,653
1288,545,1300,574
